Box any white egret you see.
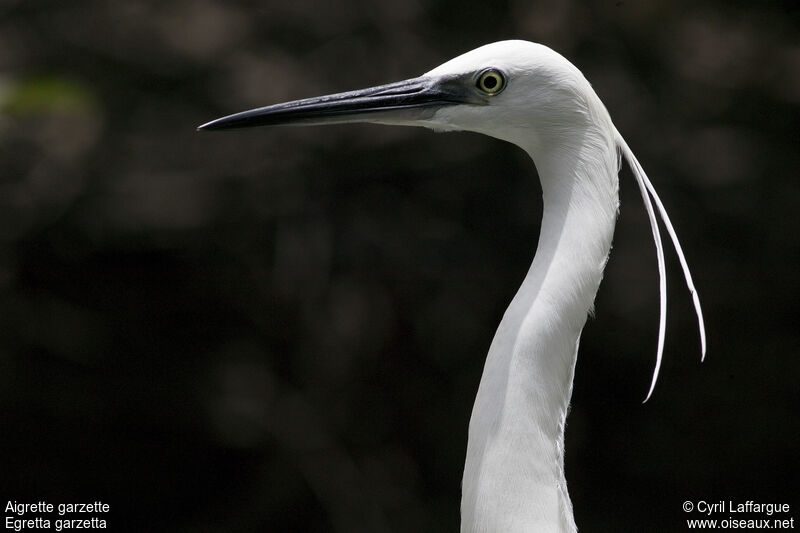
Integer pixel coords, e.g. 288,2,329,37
199,40,706,533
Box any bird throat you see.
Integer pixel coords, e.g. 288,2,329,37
461,137,619,532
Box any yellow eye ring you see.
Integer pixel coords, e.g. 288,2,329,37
477,70,505,95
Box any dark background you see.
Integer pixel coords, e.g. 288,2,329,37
1,1,798,531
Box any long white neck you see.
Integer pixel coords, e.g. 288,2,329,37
461,125,619,532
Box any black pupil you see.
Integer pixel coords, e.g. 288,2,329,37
483,75,498,90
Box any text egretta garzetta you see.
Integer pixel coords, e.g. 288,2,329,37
199,40,706,533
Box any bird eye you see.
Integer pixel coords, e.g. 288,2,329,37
476,69,505,95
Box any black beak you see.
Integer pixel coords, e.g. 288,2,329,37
197,75,479,131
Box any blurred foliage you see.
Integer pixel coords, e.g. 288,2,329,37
0,76,97,114
0,0,798,532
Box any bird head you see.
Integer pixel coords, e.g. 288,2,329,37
198,39,708,403
198,40,600,151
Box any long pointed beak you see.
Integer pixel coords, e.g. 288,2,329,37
198,75,478,131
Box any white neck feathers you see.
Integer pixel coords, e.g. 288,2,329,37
461,122,619,533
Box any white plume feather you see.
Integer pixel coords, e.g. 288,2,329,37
615,130,707,402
